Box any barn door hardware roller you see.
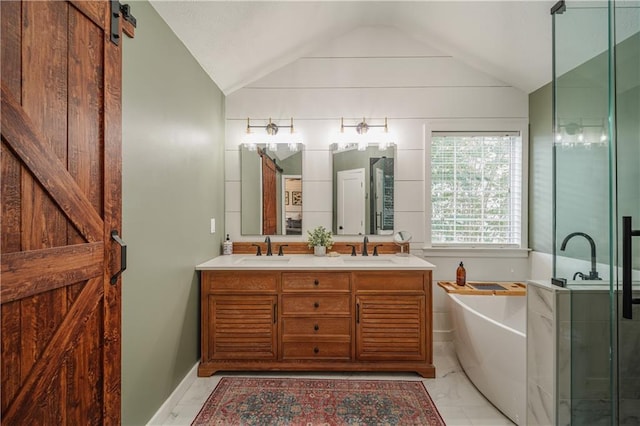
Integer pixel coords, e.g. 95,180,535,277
111,1,137,46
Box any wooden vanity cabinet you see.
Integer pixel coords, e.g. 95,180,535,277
354,272,429,362
199,269,434,378
199,271,278,376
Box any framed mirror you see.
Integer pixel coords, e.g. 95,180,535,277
332,144,395,235
241,144,303,235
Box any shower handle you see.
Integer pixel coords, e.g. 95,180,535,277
622,216,640,319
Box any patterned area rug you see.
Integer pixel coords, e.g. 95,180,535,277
192,377,446,425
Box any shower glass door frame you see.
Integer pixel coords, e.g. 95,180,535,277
552,0,640,424
612,1,640,425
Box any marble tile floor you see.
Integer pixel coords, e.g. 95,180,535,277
160,341,514,426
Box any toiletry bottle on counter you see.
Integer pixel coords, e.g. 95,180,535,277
223,234,233,255
456,261,466,286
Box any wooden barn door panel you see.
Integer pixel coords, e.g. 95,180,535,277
262,154,277,235
1,1,130,423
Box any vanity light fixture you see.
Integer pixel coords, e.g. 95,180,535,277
334,117,395,151
555,119,608,148
242,118,303,152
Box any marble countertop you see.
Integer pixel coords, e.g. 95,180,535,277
196,253,436,271
528,279,640,292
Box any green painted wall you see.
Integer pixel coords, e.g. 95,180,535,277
241,148,261,235
121,2,225,424
528,84,553,254
279,151,302,175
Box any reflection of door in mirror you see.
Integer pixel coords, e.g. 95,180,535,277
282,176,302,235
261,152,278,235
337,168,365,235
370,157,394,235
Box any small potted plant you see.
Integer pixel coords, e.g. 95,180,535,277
307,226,333,256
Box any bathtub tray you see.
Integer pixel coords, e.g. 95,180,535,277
437,281,526,296
471,283,508,291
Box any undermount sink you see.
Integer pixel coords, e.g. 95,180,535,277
234,257,291,265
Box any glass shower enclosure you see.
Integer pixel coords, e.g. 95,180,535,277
552,0,640,424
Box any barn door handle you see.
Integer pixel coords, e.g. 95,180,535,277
110,230,127,285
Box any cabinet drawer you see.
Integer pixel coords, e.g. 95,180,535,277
282,342,351,359
204,271,278,293
281,295,350,315
282,317,351,337
354,271,425,292
282,272,350,292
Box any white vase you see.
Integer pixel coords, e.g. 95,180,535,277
314,246,326,256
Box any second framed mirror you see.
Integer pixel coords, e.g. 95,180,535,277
332,144,395,235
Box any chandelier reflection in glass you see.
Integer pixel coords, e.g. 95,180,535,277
242,118,304,152
333,117,396,151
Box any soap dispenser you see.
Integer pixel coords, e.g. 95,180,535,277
223,234,233,255
456,261,466,286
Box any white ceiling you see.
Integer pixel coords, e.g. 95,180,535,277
150,1,556,95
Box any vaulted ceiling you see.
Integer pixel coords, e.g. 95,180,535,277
150,1,556,95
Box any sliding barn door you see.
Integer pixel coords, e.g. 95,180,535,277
1,1,132,423
262,153,277,235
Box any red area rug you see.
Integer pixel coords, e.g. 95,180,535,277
192,377,446,425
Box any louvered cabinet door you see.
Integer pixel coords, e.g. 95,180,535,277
207,295,278,360
355,295,426,361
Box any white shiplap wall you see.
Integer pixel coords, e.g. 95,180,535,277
224,26,531,339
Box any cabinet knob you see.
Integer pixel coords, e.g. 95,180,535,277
314,302,319,308
314,279,319,286
313,347,319,354
314,324,319,331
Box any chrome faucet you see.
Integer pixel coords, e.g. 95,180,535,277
362,236,369,256
560,232,601,280
265,236,273,256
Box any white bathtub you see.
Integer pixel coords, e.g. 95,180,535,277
448,293,526,425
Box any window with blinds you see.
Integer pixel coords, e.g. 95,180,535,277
431,132,522,246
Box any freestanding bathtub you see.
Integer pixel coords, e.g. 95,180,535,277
448,293,526,425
